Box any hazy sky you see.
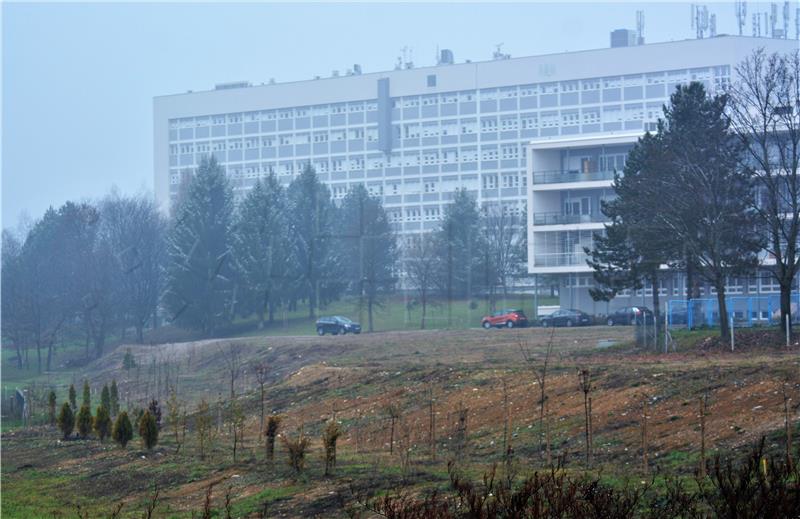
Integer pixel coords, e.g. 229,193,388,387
2,1,792,228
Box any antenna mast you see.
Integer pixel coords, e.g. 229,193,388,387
735,1,747,35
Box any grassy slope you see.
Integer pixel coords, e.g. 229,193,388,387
3,323,798,517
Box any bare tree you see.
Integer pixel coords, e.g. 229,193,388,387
478,206,526,311
728,49,800,338
404,234,438,329
578,369,593,468
641,394,649,475
195,398,214,460
254,363,269,433
782,381,795,473
219,342,243,399
383,403,401,455
698,390,709,478
519,329,555,467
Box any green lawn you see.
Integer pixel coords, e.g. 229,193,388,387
233,293,558,337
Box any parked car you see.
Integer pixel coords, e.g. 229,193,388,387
606,306,653,326
481,309,529,329
316,316,361,336
539,309,592,327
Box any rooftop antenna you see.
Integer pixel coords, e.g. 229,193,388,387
783,1,790,38
736,1,747,35
770,3,778,37
401,46,414,69
493,43,510,60
636,10,645,44
710,13,717,36
796,7,799,39
692,4,709,38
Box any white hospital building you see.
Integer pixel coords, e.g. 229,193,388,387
153,33,797,316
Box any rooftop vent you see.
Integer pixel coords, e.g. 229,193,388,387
214,81,251,90
439,49,454,65
610,29,638,47
353,64,362,75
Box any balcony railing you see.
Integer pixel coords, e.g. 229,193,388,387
532,212,607,225
533,169,617,185
533,252,589,267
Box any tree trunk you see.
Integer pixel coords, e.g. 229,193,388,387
780,283,793,340
716,282,730,340
420,290,427,330
368,297,374,333
650,271,661,348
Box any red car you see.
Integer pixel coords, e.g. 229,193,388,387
481,309,528,329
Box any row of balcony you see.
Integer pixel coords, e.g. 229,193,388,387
533,252,590,267
532,211,606,226
533,169,617,185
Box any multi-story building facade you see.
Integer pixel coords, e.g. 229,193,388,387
524,36,797,317
153,35,796,316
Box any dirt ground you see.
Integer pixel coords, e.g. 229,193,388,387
3,326,799,518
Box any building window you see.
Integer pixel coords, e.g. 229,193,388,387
427,74,437,87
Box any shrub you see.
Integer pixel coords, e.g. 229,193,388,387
265,414,282,461
148,399,162,430
112,411,133,448
76,404,93,439
94,405,112,442
109,380,119,416
57,402,74,440
82,380,91,408
123,348,136,371
139,410,158,450
323,420,342,476
281,430,309,475
101,384,111,412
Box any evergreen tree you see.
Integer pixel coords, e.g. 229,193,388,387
100,384,111,412
57,402,74,440
163,155,235,335
336,185,398,332
286,166,340,318
109,380,119,416
76,404,93,438
82,379,90,408
68,384,77,411
94,405,112,442
139,410,159,450
112,411,133,448
434,189,484,324
231,174,290,328
122,348,136,372
656,83,761,338
586,129,676,331
48,390,57,426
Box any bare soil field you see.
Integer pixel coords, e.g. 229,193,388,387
2,326,798,517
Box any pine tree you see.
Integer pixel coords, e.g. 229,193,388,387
109,380,119,416
231,174,290,328
112,411,133,448
76,404,93,439
94,405,112,442
336,185,398,332
100,384,111,412
139,409,159,450
48,390,57,426
656,82,761,338
122,348,136,372
57,402,74,440
587,129,676,332
163,155,235,335
286,166,340,318
68,384,77,410
434,189,484,323
82,379,90,408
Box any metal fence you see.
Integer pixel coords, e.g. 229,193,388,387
666,292,800,328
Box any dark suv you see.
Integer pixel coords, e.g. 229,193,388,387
316,316,361,336
606,306,653,326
